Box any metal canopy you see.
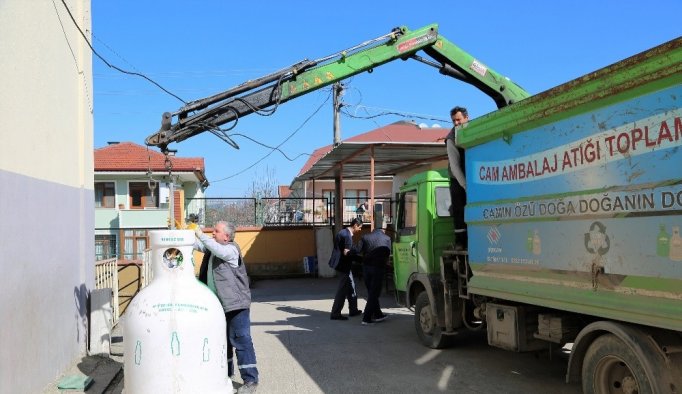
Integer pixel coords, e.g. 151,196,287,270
294,141,447,182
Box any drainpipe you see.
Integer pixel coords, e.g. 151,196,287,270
169,179,175,229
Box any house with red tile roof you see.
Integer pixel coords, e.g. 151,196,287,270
94,141,209,261
288,121,449,224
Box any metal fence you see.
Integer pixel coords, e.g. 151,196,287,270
186,196,394,227
339,197,394,225
187,197,330,227
95,194,395,323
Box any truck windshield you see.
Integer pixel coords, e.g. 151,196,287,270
435,187,451,217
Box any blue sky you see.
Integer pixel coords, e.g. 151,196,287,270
92,1,681,197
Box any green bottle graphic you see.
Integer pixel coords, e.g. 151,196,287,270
134,340,142,365
171,331,180,356
670,226,682,261
657,224,670,257
202,338,210,362
532,230,542,255
526,230,533,252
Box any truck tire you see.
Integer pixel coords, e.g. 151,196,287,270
581,334,653,394
414,292,453,349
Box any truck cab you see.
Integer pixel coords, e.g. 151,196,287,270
393,169,466,348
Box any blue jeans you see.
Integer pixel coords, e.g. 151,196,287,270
226,309,258,384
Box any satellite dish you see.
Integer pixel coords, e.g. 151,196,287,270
432,123,441,128
418,123,428,129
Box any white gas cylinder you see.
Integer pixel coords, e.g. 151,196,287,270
124,230,231,393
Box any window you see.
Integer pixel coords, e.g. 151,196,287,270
121,229,149,260
397,191,417,236
322,189,336,212
129,182,159,209
95,182,115,208
435,187,452,217
344,189,368,212
321,189,336,205
95,234,117,260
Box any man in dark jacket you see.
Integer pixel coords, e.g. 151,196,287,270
195,221,259,394
329,218,363,320
447,106,469,250
355,220,391,325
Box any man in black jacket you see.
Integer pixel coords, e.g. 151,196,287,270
329,218,363,320
355,220,391,325
447,106,469,250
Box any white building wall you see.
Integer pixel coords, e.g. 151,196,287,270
0,1,94,393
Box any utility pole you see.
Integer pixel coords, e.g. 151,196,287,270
332,82,344,232
332,82,344,146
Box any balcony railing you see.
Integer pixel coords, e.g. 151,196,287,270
142,248,153,287
94,258,119,324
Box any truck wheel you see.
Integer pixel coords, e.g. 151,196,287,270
582,334,653,394
414,292,452,349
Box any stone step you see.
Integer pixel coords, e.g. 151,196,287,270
42,355,122,394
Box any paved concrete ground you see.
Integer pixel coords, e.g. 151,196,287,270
243,277,580,394
45,277,581,393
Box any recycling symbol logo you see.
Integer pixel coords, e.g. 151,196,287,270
584,221,610,255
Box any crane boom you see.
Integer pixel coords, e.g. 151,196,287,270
145,24,530,152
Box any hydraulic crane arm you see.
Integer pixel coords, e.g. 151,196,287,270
145,23,530,152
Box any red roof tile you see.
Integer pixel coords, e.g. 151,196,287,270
297,144,333,176
346,122,448,144
296,122,448,176
94,142,204,172
278,185,292,198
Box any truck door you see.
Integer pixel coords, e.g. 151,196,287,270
393,189,419,292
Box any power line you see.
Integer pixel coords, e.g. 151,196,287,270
91,33,142,73
76,0,318,171
59,0,186,104
51,0,92,113
210,91,331,183
95,69,280,79
341,105,448,123
230,133,310,161
339,83,448,124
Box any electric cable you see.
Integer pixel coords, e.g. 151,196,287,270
59,0,186,104
230,133,310,161
50,0,92,113
170,74,288,148
209,91,331,183
341,106,448,123
230,74,286,117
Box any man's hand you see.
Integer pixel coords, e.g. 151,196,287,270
194,227,204,239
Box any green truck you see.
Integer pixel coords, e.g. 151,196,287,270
145,23,682,393
393,38,682,393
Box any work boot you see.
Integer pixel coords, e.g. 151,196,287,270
237,381,258,394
